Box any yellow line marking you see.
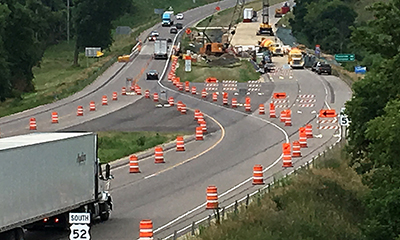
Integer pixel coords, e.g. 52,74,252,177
144,112,225,179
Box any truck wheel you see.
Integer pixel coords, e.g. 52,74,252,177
14,228,24,240
100,203,111,221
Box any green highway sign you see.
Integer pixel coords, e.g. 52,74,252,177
335,54,355,62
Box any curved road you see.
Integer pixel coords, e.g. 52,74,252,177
0,0,352,239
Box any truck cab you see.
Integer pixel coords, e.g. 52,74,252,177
288,48,305,68
162,11,174,26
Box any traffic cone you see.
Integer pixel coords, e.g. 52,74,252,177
292,141,301,157
168,96,174,106
259,104,265,115
51,112,58,123
232,98,237,108
252,164,264,185
129,155,140,173
139,219,153,240
145,90,150,99
176,136,185,151
102,95,108,105
191,86,197,95
206,185,219,209
112,92,118,101
90,101,96,111
282,143,293,167
29,118,37,130
196,126,204,140
269,103,276,118
77,106,84,116
153,93,159,102
305,124,313,138
121,87,127,95
154,146,164,163
202,89,207,98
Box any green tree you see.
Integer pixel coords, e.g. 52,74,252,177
0,3,11,101
73,0,132,65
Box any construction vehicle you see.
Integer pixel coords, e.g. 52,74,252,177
257,0,274,36
270,42,284,56
0,132,113,240
288,48,305,68
275,2,290,18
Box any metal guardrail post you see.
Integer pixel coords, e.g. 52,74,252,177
234,200,238,214
246,194,250,208
191,221,195,235
173,230,177,240
221,207,225,220
208,215,211,226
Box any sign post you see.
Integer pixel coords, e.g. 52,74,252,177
185,50,192,72
69,213,91,240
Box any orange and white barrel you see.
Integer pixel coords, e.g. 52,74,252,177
269,103,276,118
202,89,207,98
138,219,153,240
305,124,313,138
292,141,301,157
180,104,187,114
29,117,37,130
129,155,140,173
191,86,197,95
90,101,96,111
154,146,164,163
232,98,237,108
145,90,150,99
121,87,127,95
51,112,58,124
112,92,118,101
252,164,264,185
176,136,185,151
196,126,204,140
206,185,219,210
168,97,174,106
153,93,159,102
259,104,265,115
77,106,84,116
102,95,108,105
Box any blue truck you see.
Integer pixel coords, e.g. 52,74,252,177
162,11,174,26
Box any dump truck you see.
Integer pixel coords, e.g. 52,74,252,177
275,2,290,18
288,48,305,68
0,132,113,240
154,39,168,59
162,11,174,26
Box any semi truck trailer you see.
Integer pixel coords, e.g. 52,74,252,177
154,39,168,59
0,132,113,240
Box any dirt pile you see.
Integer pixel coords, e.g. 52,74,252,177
206,53,240,67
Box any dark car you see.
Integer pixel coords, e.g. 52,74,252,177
146,70,159,80
148,30,159,41
317,63,332,75
175,23,183,29
170,27,178,34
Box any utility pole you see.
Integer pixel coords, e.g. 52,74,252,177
67,0,70,43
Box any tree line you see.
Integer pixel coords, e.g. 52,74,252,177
291,0,400,238
0,0,131,101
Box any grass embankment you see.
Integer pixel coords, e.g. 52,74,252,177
0,0,220,118
187,145,368,240
175,59,260,82
97,131,185,163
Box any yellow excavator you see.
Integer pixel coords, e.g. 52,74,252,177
256,0,274,36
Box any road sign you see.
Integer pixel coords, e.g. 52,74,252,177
319,109,337,118
70,224,90,240
273,92,286,99
85,47,101,57
334,54,355,62
339,115,349,126
69,213,91,224
354,66,366,74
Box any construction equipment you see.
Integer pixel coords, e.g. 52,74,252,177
257,0,274,36
275,2,290,18
288,48,305,68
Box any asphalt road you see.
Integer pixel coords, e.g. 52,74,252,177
2,0,353,239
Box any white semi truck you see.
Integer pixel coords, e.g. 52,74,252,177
0,132,113,240
154,39,168,59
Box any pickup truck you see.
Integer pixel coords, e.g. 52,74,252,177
317,63,332,75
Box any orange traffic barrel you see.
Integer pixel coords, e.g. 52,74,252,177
121,87,127,95
129,155,140,173
280,110,286,122
145,90,150,99
51,112,58,124
136,85,142,95
177,101,183,112
102,95,108,105
269,103,276,118
196,126,204,140
285,109,292,126
252,164,264,185
185,81,190,92
29,117,37,130
112,92,118,101
292,141,301,157
206,185,219,209
305,124,313,138
212,92,218,102
282,143,293,167
154,146,164,163
180,104,187,114
153,93,159,102
232,98,237,108
178,82,184,91
259,104,265,115
199,120,207,133
77,106,84,116
168,97,174,106
176,136,185,151
299,127,307,148
222,92,228,105
245,96,251,112
139,219,153,240
191,86,197,95
202,89,207,98
90,101,96,111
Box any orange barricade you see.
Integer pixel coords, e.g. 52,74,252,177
269,103,276,118
299,127,307,148
252,164,264,185
121,87,127,95
129,155,140,173
273,92,287,99
77,106,84,116
51,112,58,124
139,219,153,240
319,109,337,118
282,143,293,167
153,93,159,102
176,136,185,151
212,92,218,102
29,118,37,130
292,141,301,157
305,124,313,138
202,89,207,98
259,104,265,115
168,97,174,106
196,126,204,140
205,77,217,83
102,95,108,105
206,185,219,209
90,101,96,111
154,146,164,163
232,98,237,108
112,92,118,101
191,86,197,95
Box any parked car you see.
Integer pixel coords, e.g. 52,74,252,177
146,70,159,80
170,27,178,34
175,23,183,29
312,61,322,72
176,13,184,20
317,63,332,75
148,30,159,41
